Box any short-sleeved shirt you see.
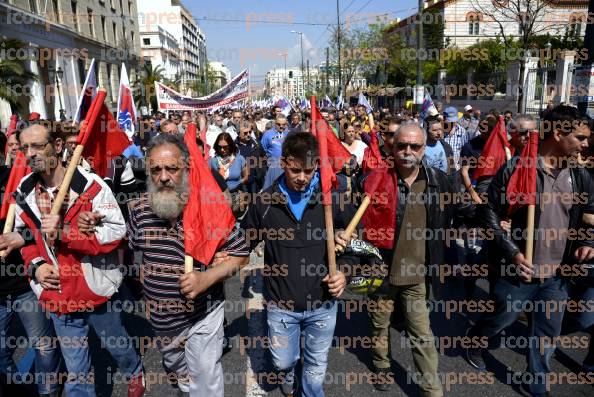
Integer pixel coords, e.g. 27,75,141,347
261,129,288,162
424,140,448,173
128,195,249,333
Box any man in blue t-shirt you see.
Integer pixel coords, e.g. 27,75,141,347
261,115,289,189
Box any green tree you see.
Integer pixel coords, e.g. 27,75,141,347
133,63,165,113
0,38,38,113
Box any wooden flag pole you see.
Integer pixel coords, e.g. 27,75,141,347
184,255,194,273
0,203,16,258
325,205,337,277
50,88,106,215
343,195,371,240
524,204,536,282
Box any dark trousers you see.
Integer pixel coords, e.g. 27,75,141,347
468,275,568,395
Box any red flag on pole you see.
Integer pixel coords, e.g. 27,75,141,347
0,151,30,220
310,98,351,204
183,123,235,265
506,129,538,215
362,128,386,172
76,90,131,177
473,115,510,180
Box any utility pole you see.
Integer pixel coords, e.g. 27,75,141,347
291,31,305,98
336,0,342,98
577,0,594,115
415,0,424,107
278,52,288,97
307,59,310,96
326,47,330,96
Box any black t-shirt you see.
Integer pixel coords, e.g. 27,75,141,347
460,136,486,173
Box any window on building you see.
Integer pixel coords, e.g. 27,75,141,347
518,12,530,36
87,9,94,37
51,0,60,22
128,1,132,14
29,0,37,13
466,13,481,35
568,14,585,38
101,16,107,41
119,0,123,13
71,1,78,31
113,22,118,43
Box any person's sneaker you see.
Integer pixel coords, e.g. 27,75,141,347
466,347,486,371
128,371,146,397
280,370,296,397
372,367,393,392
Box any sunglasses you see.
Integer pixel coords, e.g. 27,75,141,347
396,142,424,151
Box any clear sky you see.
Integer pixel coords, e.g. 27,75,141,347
186,0,417,88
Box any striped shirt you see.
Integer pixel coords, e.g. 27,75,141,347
444,123,478,170
128,194,248,333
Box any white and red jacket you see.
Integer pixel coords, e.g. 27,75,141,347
14,166,126,314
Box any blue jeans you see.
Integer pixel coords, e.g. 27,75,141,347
51,296,142,397
565,282,594,370
0,289,61,395
469,276,568,395
267,301,337,397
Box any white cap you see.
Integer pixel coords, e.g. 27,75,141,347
464,105,473,111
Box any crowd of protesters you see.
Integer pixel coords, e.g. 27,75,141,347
0,99,593,397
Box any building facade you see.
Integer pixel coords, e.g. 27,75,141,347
139,25,181,80
137,0,207,92
388,0,588,48
0,0,141,125
208,61,231,90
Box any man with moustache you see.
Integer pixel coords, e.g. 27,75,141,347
12,124,145,397
364,122,472,396
125,134,249,396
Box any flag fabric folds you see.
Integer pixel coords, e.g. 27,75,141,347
76,90,130,178
0,151,30,220
310,97,352,205
74,58,97,123
358,93,373,114
473,115,510,181
117,63,137,140
322,95,333,109
419,89,438,121
362,129,386,173
183,123,235,266
506,129,539,215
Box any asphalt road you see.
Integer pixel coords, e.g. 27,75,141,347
9,251,593,397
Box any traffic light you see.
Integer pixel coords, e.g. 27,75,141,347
289,71,293,79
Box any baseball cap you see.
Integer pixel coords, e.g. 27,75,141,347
444,106,459,122
29,112,40,121
464,105,473,112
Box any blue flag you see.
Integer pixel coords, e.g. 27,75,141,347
358,92,372,114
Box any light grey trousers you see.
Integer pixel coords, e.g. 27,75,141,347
156,303,225,396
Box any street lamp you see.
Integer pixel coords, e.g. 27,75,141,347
278,52,288,97
49,66,66,121
291,30,305,97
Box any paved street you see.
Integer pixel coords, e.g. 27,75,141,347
88,252,593,397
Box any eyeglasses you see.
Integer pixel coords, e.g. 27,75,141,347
396,142,424,151
20,141,49,153
276,123,288,128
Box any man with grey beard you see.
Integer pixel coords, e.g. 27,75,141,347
363,122,473,396
126,133,249,397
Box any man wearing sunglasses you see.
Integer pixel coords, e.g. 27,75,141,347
508,114,537,155
365,122,473,396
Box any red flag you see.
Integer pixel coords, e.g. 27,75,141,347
473,115,510,180
311,97,351,205
183,123,235,265
0,151,30,220
77,90,130,177
506,129,538,215
362,128,386,173
6,115,18,137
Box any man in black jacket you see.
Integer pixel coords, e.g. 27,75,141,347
365,122,473,396
466,105,594,397
240,132,354,397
